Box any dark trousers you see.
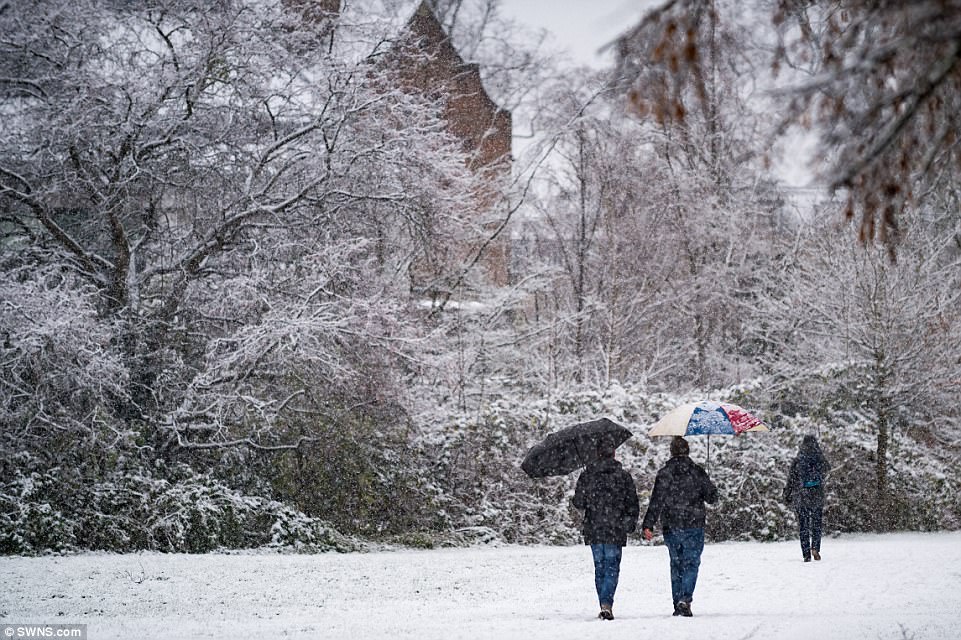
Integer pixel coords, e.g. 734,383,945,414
797,504,823,559
590,543,622,606
663,528,704,605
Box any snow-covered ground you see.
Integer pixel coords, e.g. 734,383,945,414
4,532,960,639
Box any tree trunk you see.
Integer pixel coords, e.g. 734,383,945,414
873,350,892,531
572,128,590,382
875,401,889,530
694,311,707,389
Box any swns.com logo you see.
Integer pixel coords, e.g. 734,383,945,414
1,625,86,639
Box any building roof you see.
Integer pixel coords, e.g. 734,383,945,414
331,0,440,64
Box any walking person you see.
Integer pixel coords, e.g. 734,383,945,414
571,443,640,621
783,435,829,562
641,436,718,617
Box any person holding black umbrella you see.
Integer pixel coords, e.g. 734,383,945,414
641,436,718,617
571,443,639,621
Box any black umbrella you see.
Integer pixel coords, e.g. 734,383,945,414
521,417,632,478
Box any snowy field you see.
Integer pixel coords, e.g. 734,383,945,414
3,531,961,640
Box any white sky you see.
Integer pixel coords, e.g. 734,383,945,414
500,0,661,68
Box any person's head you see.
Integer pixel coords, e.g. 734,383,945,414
597,443,616,460
800,435,819,454
670,436,690,458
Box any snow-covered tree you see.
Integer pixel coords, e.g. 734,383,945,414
0,0,510,546
615,0,961,250
514,82,673,388
772,0,961,248
761,205,961,525
609,0,784,390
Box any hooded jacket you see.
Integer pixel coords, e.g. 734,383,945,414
572,458,640,546
783,437,829,510
641,455,718,533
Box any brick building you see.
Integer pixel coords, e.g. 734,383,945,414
287,0,513,288
400,2,512,175
397,2,513,287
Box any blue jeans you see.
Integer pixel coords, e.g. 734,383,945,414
663,528,704,605
798,504,823,559
590,544,623,606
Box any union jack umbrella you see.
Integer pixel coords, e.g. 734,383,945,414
648,401,769,465
648,401,769,436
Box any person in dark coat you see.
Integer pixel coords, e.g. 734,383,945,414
572,443,640,621
641,436,718,617
783,435,829,562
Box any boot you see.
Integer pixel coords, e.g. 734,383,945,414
812,549,821,561
598,604,614,620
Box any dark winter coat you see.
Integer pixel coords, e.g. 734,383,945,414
572,458,640,547
783,442,829,511
641,455,718,533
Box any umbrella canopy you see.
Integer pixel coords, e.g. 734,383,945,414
648,401,768,437
521,417,632,478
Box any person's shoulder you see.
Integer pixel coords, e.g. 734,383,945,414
659,458,686,478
